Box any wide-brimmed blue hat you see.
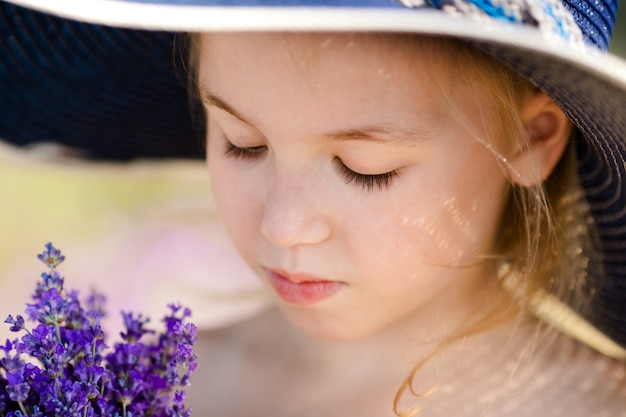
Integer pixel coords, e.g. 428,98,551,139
2,0,624,159
1,0,625,353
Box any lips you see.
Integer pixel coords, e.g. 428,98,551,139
266,269,343,305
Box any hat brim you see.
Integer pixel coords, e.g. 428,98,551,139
3,0,625,158
7,0,626,81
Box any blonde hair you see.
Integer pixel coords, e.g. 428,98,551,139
386,37,605,415
184,32,602,415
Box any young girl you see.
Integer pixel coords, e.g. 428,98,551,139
1,0,626,415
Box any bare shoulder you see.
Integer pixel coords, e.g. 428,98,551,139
468,333,626,417
529,339,626,417
184,312,626,416
399,328,626,417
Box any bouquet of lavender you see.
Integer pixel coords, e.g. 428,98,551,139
0,243,197,417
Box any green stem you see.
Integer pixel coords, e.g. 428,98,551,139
55,377,62,399
53,322,62,343
17,401,28,417
88,339,97,385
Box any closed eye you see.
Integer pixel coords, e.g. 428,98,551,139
333,157,398,192
224,140,267,159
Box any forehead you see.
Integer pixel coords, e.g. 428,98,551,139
198,32,421,66
196,32,465,86
197,32,463,128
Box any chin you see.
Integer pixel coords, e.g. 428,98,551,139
279,304,381,342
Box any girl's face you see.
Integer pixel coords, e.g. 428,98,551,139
199,33,510,341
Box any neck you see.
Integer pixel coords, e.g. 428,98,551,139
282,262,511,386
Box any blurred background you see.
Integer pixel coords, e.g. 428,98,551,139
0,8,625,341
614,4,626,56
0,144,269,339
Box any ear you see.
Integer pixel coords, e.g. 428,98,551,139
506,91,572,187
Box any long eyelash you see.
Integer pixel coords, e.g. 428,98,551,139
224,141,267,159
334,158,398,191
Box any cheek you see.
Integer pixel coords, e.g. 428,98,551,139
425,183,505,263
363,162,507,268
387,195,487,265
207,151,262,258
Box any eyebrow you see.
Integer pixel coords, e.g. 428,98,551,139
198,85,258,128
198,84,432,146
325,127,431,146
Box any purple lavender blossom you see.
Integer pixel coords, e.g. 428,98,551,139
0,243,197,417
36,243,65,270
3,317,24,333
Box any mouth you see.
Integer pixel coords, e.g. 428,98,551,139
265,269,343,305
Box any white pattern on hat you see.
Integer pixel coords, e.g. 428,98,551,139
398,0,585,49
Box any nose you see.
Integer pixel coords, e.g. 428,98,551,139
260,169,331,248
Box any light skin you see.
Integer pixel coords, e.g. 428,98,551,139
199,32,568,341
201,32,512,342
189,32,611,416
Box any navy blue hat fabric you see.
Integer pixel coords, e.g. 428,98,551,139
0,3,201,159
564,0,619,50
577,136,626,349
0,0,620,159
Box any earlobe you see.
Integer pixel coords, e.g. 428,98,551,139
507,91,572,187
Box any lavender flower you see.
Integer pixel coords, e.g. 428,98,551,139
0,243,197,417
36,244,65,270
